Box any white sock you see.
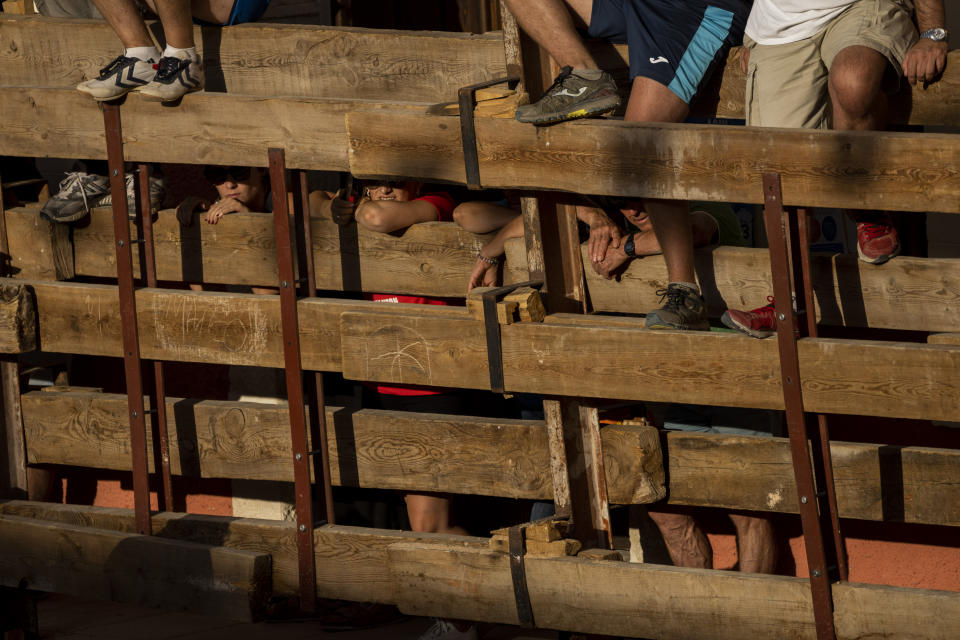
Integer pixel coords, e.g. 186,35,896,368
573,68,603,80
162,45,198,61
125,46,160,62
670,281,700,294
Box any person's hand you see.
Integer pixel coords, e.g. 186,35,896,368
739,46,750,76
331,189,359,226
585,209,623,264
593,243,630,279
204,197,249,225
902,38,947,87
468,256,499,291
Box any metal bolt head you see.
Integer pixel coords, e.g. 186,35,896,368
118,240,124,247
299,524,307,532
800,495,808,504
778,313,786,321
112,169,119,177
812,569,822,578
295,453,302,461
281,280,289,288
132,410,138,418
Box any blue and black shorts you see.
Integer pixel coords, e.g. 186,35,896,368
588,0,750,104
223,0,271,25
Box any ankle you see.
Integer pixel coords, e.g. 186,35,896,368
162,45,199,61
124,46,160,61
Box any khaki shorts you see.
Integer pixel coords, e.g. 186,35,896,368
744,0,917,129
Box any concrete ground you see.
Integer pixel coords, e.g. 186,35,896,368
24,593,558,640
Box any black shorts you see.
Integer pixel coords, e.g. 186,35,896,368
588,0,749,104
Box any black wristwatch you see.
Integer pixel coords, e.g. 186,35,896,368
623,235,637,258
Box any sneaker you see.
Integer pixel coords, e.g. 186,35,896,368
76,54,155,101
95,172,167,218
139,54,204,102
417,619,478,640
39,172,111,223
721,296,777,338
515,66,620,125
645,283,709,331
850,213,900,264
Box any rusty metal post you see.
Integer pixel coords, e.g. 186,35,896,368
267,149,316,612
102,103,152,535
762,173,840,639
136,164,174,512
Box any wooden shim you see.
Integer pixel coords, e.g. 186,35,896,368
346,110,960,214
3,209,66,281
489,535,580,557
0,513,271,621
833,582,960,640
0,284,35,353
0,16,507,103
0,87,425,171
928,333,960,346
388,541,817,638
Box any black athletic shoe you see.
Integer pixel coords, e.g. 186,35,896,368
645,283,710,331
515,66,620,125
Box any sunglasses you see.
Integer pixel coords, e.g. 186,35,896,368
203,165,254,184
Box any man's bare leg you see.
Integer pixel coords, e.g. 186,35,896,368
148,0,195,48
730,513,777,574
90,0,155,48
648,510,712,568
829,46,889,131
503,0,597,70
405,493,468,535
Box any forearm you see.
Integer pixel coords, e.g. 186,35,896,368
914,0,945,31
355,199,437,233
479,215,524,259
631,230,663,256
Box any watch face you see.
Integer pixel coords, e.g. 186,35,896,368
923,27,947,41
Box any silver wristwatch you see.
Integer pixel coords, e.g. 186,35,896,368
920,27,948,43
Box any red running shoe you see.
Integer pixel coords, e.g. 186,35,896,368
721,296,776,338
852,213,900,265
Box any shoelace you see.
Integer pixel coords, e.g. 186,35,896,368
859,221,892,241
56,172,97,212
153,57,184,82
654,286,688,310
751,296,776,324
97,55,135,80
546,65,575,95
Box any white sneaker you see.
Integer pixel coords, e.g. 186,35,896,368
76,54,156,101
140,54,204,102
418,619,478,640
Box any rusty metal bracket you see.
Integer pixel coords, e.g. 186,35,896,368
458,76,519,190
508,525,535,629
480,280,542,393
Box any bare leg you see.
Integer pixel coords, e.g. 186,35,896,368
829,45,889,131
151,0,195,49
90,0,155,48
624,77,695,284
405,493,468,535
453,201,519,234
503,0,597,69
730,513,777,574
142,0,238,29
648,510,712,568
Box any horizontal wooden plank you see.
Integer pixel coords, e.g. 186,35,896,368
346,110,960,214
0,87,425,171
16,278,960,421
0,513,270,621
833,581,960,640
0,15,506,103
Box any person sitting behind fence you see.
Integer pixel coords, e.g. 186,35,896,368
76,0,271,104
451,198,523,292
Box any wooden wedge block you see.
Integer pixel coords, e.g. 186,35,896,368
503,287,546,323
491,517,570,542
578,548,624,562
466,288,519,324
0,284,35,353
489,535,581,557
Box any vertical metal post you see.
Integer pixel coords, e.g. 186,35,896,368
102,103,152,535
136,164,174,512
267,149,316,612
762,173,839,639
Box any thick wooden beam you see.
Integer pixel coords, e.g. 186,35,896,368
346,111,960,214
832,582,960,640
0,15,506,103
0,284,35,353
0,513,270,621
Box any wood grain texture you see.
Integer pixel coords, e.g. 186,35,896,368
0,513,271,621
347,111,960,214
0,284,35,353
833,582,960,640
0,15,506,103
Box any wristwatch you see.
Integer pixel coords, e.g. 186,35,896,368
920,27,948,43
623,235,637,258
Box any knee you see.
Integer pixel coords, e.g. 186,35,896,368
830,62,881,118
452,202,480,231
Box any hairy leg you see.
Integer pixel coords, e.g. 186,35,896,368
730,512,777,574
648,509,712,568
150,0,195,48
829,45,889,131
90,0,155,48
453,201,519,234
405,493,468,535
503,0,597,69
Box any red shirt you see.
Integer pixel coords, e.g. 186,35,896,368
368,192,455,396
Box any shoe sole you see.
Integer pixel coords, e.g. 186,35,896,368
516,96,621,125
78,86,143,103
139,86,202,103
645,313,710,332
39,207,92,224
720,311,774,339
857,242,900,265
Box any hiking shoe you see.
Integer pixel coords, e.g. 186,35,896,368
76,54,155,101
721,296,777,338
95,172,168,218
645,283,709,331
515,66,620,125
39,172,110,223
139,54,203,102
850,212,900,264
418,619,478,640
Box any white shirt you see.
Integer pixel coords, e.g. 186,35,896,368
745,1,858,45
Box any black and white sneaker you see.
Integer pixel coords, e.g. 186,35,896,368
140,54,204,102
95,172,168,219
76,54,155,101
39,172,111,223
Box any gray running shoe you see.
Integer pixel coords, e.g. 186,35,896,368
96,172,168,218
645,283,710,331
140,54,203,102
515,66,620,125
39,171,110,223
76,54,155,102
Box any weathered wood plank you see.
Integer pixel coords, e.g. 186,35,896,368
0,513,271,621
0,284,35,353
833,582,960,640
0,87,424,171
0,15,506,103
346,111,960,214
